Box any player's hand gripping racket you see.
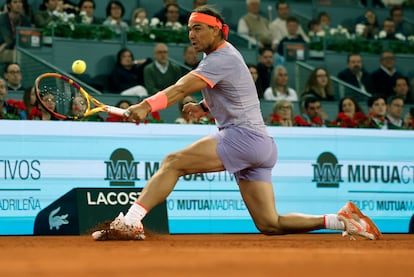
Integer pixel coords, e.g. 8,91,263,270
35,73,130,120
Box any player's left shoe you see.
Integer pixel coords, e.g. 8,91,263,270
337,201,383,240
92,212,145,241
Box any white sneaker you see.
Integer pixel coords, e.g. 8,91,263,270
92,212,145,241
337,202,383,240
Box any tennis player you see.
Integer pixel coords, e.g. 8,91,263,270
92,5,382,241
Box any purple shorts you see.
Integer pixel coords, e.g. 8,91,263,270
211,127,278,183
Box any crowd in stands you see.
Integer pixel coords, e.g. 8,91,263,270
1,0,414,130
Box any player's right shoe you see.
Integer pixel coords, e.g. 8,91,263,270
337,201,383,240
91,212,145,241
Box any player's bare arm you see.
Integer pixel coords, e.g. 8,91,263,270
126,73,207,122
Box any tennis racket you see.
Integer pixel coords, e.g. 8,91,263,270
34,73,129,120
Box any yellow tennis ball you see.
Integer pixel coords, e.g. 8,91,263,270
72,60,87,74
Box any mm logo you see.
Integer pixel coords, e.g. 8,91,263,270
312,152,343,188
104,148,139,186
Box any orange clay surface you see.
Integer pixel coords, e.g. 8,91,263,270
0,233,413,277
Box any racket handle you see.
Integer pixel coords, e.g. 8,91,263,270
107,106,129,117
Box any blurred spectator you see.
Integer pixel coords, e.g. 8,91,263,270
0,0,32,63
337,53,373,94
385,95,410,129
102,0,128,35
302,68,335,101
270,1,309,49
390,5,414,36
164,3,183,30
108,48,152,97
37,92,59,120
152,0,189,25
1,0,34,24
294,96,327,127
34,0,59,28
77,0,102,25
392,76,413,103
331,96,367,128
3,62,24,92
143,43,183,95
256,47,274,93
377,18,400,40
354,9,380,39
131,7,148,28
70,95,103,121
263,65,298,102
22,86,41,120
56,0,78,15
182,45,200,72
367,95,388,129
246,63,264,99
371,50,404,98
276,16,306,57
317,11,331,30
269,99,294,126
307,19,322,39
237,0,274,49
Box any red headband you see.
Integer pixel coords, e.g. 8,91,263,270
189,12,229,40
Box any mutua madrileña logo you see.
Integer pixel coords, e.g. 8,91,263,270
312,152,344,188
104,148,140,186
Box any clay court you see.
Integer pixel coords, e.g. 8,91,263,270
1,233,413,276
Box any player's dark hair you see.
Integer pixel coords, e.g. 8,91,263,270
192,5,226,39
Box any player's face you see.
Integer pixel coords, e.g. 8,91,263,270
188,22,217,54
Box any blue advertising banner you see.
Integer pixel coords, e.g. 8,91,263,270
0,120,413,235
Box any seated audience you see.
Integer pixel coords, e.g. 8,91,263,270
263,65,298,102
152,0,189,25
392,76,413,103
3,63,25,92
256,47,274,93
0,0,32,63
34,0,59,28
269,99,294,126
164,3,183,30
108,48,152,97
22,86,41,120
390,5,414,37
294,96,328,127
270,1,309,49
102,0,129,35
76,0,102,25
237,0,274,49
143,43,183,96
371,50,403,98
337,53,373,94
354,9,380,39
302,68,335,101
385,95,410,129
276,16,307,58
331,96,367,128
367,95,388,129
246,63,264,99
131,7,148,28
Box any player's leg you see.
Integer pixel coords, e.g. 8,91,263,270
238,180,324,235
93,135,224,240
137,135,224,211
239,180,383,239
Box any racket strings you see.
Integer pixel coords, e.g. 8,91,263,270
37,77,88,118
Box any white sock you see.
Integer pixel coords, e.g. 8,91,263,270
324,214,345,230
124,202,147,225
